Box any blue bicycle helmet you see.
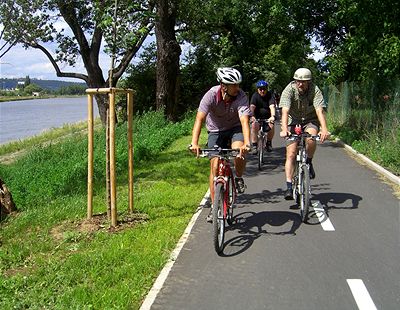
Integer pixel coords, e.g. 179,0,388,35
256,80,268,88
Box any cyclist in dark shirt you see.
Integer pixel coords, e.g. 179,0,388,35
250,80,276,153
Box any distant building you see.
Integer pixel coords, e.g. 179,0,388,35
16,81,25,89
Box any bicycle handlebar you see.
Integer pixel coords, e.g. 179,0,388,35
197,147,241,158
285,133,321,141
250,118,275,125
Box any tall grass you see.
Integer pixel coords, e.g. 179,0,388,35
325,80,400,175
0,109,209,309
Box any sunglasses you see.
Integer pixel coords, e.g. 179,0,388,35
258,88,266,91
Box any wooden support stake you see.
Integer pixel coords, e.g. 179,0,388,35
127,91,134,212
87,94,94,219
109,90,117,227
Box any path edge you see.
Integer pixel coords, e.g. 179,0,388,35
139,189,210,310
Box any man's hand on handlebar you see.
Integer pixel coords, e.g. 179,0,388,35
280,130,290,138
267,116,275,124
189,144,200,157
318,130,330,143
238,144,251,158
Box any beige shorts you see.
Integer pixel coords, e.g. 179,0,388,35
286,122,319,146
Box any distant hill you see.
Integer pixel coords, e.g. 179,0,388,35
0,78,86,91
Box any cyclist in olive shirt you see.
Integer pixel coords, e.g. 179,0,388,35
190,67,251,221
279,68,329,200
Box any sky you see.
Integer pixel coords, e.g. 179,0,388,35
0,42,125,82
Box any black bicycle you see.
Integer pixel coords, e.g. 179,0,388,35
286,126,320,222
254,119,273,170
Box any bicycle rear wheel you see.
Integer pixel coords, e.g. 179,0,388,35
257,135,264,170
213,183,225,253
299,165,310,222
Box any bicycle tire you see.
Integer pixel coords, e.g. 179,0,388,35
257,135,264,170
213,183,225,253
293,165,299,203
299,165,311,222
226,177,235,226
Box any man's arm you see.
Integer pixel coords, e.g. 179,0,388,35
240,114,251,146
190,111,207,156
280,107,290,137
268,100,276,123
315,107,329,142
239,114,251,157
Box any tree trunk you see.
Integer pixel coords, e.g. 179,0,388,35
155,0,181,121
0,178,16,220
95,94,109,126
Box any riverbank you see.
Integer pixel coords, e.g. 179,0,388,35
0,94,84,102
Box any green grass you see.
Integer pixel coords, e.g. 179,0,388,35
0,111,209,309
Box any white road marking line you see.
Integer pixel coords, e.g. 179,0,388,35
312,201,335,231
347,279,378,310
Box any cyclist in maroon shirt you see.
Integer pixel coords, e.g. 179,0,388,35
190,67,251,221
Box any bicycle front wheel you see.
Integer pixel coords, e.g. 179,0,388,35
299,165,311,222
226,177,235,226
213,183,225,253
257,135,264,170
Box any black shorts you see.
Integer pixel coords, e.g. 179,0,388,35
207,126,244,149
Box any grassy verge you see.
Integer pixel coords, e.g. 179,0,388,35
0,111,209,309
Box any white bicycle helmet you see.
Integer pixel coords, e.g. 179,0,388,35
293,68,312,81
216,67,242,84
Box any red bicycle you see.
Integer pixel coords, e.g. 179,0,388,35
199,147,239,254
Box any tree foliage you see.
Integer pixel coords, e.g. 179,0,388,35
310,0,400,82
177,0,317,92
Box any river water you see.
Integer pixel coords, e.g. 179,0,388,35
0,97,99,145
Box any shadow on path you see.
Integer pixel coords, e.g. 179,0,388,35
220,210,301,257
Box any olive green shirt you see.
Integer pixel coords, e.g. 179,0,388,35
279,81,326,125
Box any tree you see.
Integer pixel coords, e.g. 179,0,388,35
155,0,181,120
24,75,31,87
177,0,315,92
305,0,400,82
0,0,155,124
23,83,43,95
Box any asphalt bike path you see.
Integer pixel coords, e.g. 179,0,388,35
144,131,399,310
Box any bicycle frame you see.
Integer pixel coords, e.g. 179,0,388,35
287,126,319,222
198,147,238,253
215,155,236,219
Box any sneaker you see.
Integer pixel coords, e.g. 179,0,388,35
235,177,246,194
284,188,294,200
266,141,272,152
206,209,213,223
309,163,315,179
250,147,257,155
